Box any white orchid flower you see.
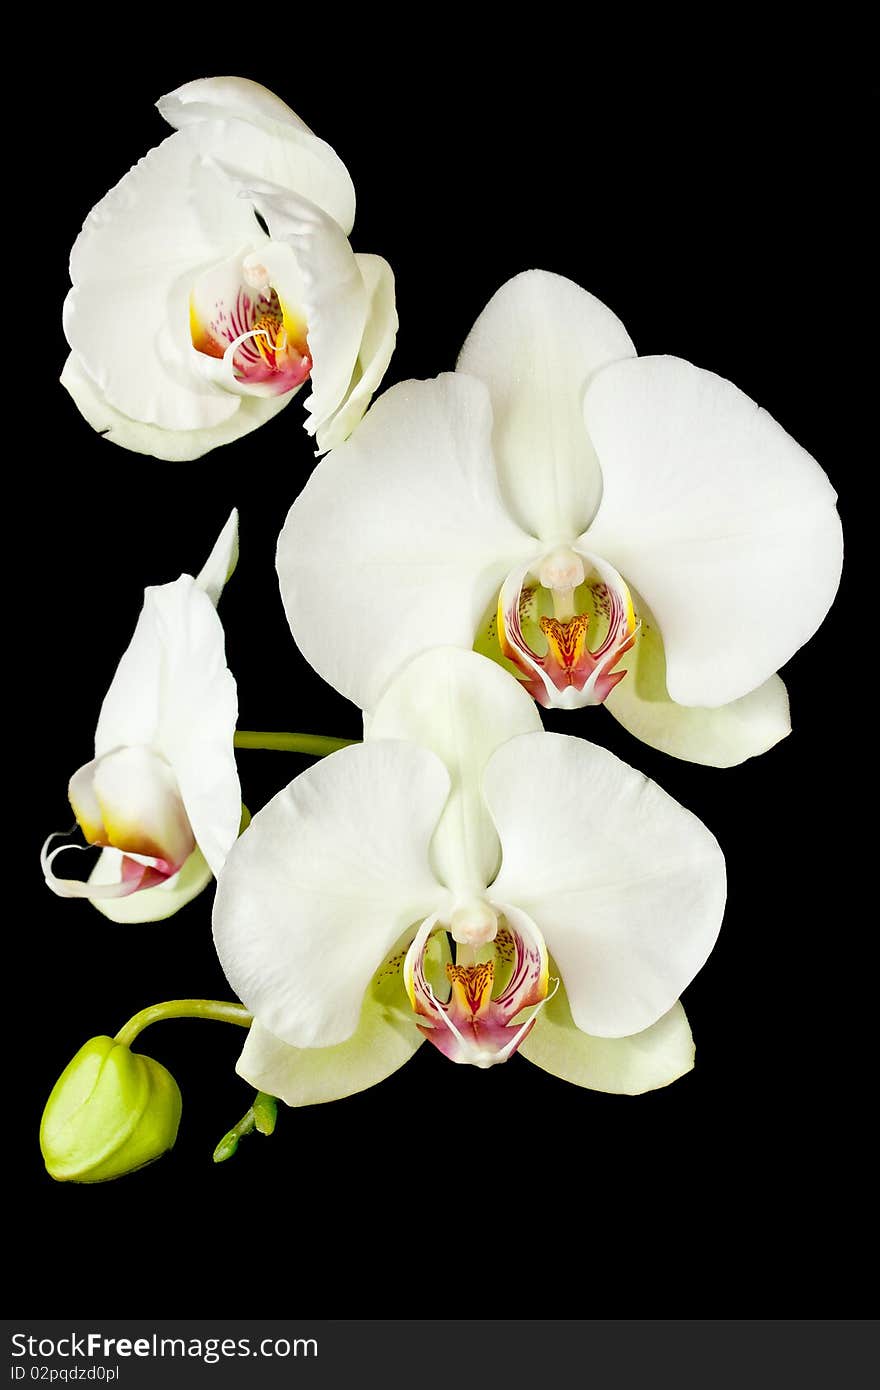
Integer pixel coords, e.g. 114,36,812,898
278,271,842,766
42,512,241,923
62,77,397,461
213,649,725,1104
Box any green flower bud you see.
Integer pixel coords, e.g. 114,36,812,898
40,1036,182,1183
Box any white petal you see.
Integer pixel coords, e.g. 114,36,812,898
456,270,636,543
606,610,791,766
583,356,843,706
61,354,293,463
157,77,356,234
520,982,695,1094
195,509,239,607
245,180,368,442
278,373,536,711
212,742,449,1049
369,648,542,898
94,576,240,878
315,253,398,453
484,732,726,1037
87,845,213,924
65,129,256,432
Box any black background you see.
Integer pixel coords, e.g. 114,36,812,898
16,31,869,1316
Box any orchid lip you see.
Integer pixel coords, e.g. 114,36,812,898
495,548,638,709
40,830,177,900
403,905,552,1068
189,251,312,398
43,746,197,901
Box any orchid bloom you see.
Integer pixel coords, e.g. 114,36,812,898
213,649,725,1104
278,271,842,766
62,78,397,461
42,512,241,923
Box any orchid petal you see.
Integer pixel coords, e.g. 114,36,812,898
484,732,726,1038
212,742,450,1049
456,270,636,543
195,509,239,608
605,611,791,766
64,129,256,433
583,356,843,706
278,373,536,711
86,845,213,924
369,648,541,899
157,77,356,233
520,977,695,1094
236,932,450,1106
94,575,239,878
60,354,292,462
315,253,399,453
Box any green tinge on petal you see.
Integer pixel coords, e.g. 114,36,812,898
41,1037,182,1183
237,932,449,1107
61,352,293,462
518,972,695,1095
605,616,791,768
87,845,213,924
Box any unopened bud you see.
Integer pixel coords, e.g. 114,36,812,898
40,1036,181,1183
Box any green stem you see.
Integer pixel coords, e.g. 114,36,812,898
114,999,253,1049
213,1092,278,1164
234,730,357,756
213,1111,255,1164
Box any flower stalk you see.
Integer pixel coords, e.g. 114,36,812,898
213,1092,278,1164
234,730,356,756
114,1000,253,1049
